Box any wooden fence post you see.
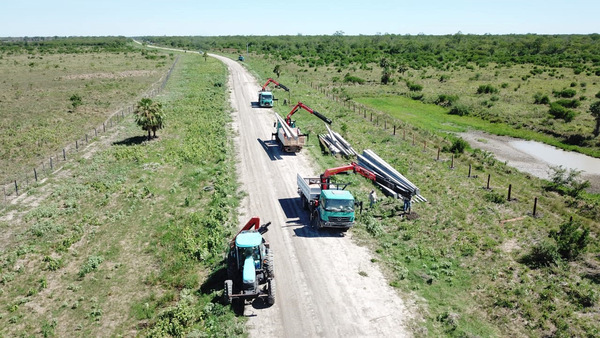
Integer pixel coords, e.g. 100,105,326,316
468,164,472,177
487,174,491,189
437,147,440,161
450,155,454,169
14,180,18,196
34,168,38,182
63,148,66,161
393,125,396,135
50,157,53,170
508,184,512,201
533,197,538,217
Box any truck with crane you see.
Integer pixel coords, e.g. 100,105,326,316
224,217,275,307
258,78,289,108
272,101,332,153
297,162,412,230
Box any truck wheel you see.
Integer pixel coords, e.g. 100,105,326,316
267,279,276,305
266,251,275,278
223,280,233,305
310,211,319,229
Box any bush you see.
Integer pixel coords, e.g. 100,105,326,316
550,219,590,260
554,99,580,108
443,138,468,154
553,88,577,98
533,92,550,104
548,102,576,122
344,73,365,85
448,104,471,116
521,240,560,268
484,191,505,204
406,81,423,92
477,84,499,94
545,165,590,197
435,94,458,107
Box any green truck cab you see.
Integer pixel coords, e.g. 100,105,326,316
297,174,355,231
258,91,274,107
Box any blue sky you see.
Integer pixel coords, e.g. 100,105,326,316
3,0,598,37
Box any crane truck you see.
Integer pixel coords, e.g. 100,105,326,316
297,162,410,230
272,101,332,153
258,78,289,108
224,217,275,307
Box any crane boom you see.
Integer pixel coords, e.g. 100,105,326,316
261,78,290,92
319,162,411,198
285,102,332,126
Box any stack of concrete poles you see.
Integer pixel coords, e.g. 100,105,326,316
358,149,427,202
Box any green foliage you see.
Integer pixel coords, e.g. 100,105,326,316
43,256,63,271
484,190,505,204
476,84,499,94
554,99,580,108
69,94,82,110
443,137,468,154
590,100,600,136
533,92,550,104
521,240,560,268
553,88,577,98
273,64,281,77
78,255,104,278
435,94,459,107
448,104,471,116
544,165,590,198
344,73,365,84
550,219,590,260
134,97,165,140
548,102,576,122
406,81,423,92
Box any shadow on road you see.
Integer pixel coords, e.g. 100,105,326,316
257,138,283,161
279,198,348,238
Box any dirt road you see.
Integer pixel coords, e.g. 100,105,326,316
211,54,413,337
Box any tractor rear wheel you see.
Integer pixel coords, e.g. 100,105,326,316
223,280,233,305
267,279,276,305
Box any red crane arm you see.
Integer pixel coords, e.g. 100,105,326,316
285,102,332,126
261,78,289,91
320,162,376,189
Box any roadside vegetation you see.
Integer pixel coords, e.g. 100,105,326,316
208,42,600,336
0,48,244,336
0,37,172,184
145,34,600,158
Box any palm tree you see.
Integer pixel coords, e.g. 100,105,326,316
134,98,165,140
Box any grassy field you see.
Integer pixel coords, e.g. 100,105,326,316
236,53,600,337
0,51,244,336
0,45,172,185
239,51,600,158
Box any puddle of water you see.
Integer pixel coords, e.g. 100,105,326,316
510,140,600,175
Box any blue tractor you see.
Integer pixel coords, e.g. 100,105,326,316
224,217,275,307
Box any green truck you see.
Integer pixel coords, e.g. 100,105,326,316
297,174,355,230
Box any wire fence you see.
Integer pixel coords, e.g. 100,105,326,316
0,57,179,207
295,76,547,221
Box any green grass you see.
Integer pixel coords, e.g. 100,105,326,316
0,44,173,184
238,53,600,337
0,52,244,336
357,95,600,157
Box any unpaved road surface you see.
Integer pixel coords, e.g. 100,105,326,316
460,131,600,192
211,54,413,337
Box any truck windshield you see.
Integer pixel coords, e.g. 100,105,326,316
324,199,354,212
261,94,272,99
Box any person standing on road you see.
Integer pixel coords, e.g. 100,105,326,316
369,190,377,208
